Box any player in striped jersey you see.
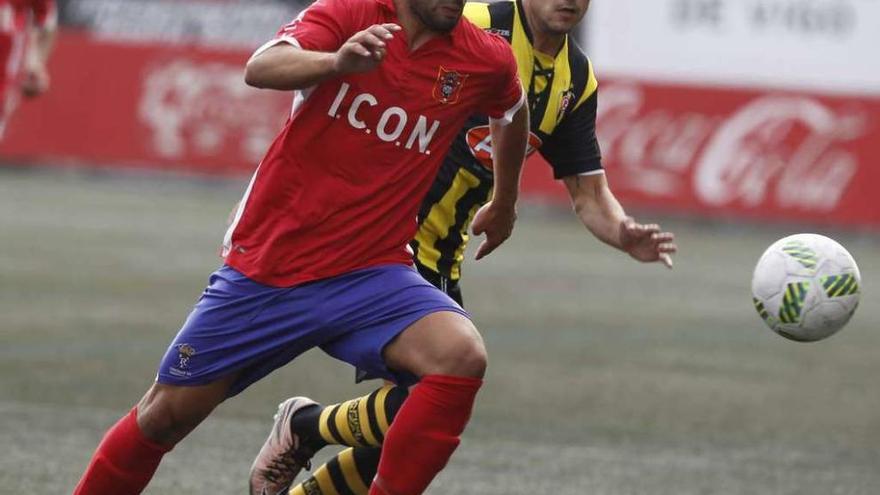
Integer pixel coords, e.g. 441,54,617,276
252,1,678,493
415,0,609,297
414,0,677,302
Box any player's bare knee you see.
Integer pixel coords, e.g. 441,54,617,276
434,329,488,378
386,312,488,378
453,338,488,378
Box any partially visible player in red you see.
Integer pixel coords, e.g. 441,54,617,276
0,0,56,136
73,0,529,493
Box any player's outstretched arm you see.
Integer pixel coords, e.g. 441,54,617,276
472,103,530,260
563,173,677,268
245,23,401,91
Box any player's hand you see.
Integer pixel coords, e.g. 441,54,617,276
22,65,50,98
619,217,677,269
472,201,516,260
334,24,401,75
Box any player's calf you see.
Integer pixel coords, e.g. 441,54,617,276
369,311,486,495
296,385,407,449
289,447,381,495
136,379,233,445
73,407,171,495
74,379,232,494
370,375,482,495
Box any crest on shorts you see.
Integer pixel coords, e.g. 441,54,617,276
177,343,196,369
433,67,468,104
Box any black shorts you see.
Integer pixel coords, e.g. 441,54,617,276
414,261,463,307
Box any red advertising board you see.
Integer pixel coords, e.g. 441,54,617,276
2,31,291,174
4,32,880,228
526,80,880,229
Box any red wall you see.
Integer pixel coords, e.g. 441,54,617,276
6,31,880,228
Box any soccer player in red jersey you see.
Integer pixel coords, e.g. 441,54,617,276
0,0,56,136
249,1,679,494
73,0,529,494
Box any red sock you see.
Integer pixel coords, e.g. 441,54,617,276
73,407,172,495
369,374,482,495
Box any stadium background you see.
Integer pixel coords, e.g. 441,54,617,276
2,0,879,493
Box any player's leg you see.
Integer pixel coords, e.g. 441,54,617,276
250,385,407,494
285,322,482,495
293,385,407,450
246,264,476,495
282,267,466,495
0,78,20,139
75,265,330,494
0,69,11,139
73,378,234,495
0,27,26,140
284,312,482,495
289,447,382,495
0,89,9,139
73,278,250,495
369,310,486,495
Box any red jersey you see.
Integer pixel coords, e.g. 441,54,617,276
223,0,524,287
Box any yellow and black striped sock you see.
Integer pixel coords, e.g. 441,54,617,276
288,447,380,495
293,385,407,450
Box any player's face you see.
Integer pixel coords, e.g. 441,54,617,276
527,0,591,36
410,0,465,33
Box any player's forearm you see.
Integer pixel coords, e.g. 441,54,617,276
488,104,529,207
564,174,628,250
245,45,339,91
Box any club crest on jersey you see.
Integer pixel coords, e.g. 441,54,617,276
433,67,468,104
556,88,575,124
176,343,196,369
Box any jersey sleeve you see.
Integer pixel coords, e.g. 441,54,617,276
539,89,603,179
251,0,355,60
31,0,57,29
479,39,524,125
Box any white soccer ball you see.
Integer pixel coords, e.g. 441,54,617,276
751,233,861,342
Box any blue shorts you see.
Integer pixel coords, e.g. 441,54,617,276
156,264,469,397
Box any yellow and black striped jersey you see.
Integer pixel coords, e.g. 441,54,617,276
411,0,602,281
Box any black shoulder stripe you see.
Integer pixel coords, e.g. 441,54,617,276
487,1,515,41
567,39,591,112
513,0,534,43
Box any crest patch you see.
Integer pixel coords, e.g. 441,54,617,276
556,88,575,124
433,67,468,104
177,343,196,369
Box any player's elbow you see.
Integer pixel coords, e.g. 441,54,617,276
245,52,287,89
244,62,268,89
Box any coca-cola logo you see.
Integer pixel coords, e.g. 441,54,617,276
138,60,289,163
597,82,866,212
